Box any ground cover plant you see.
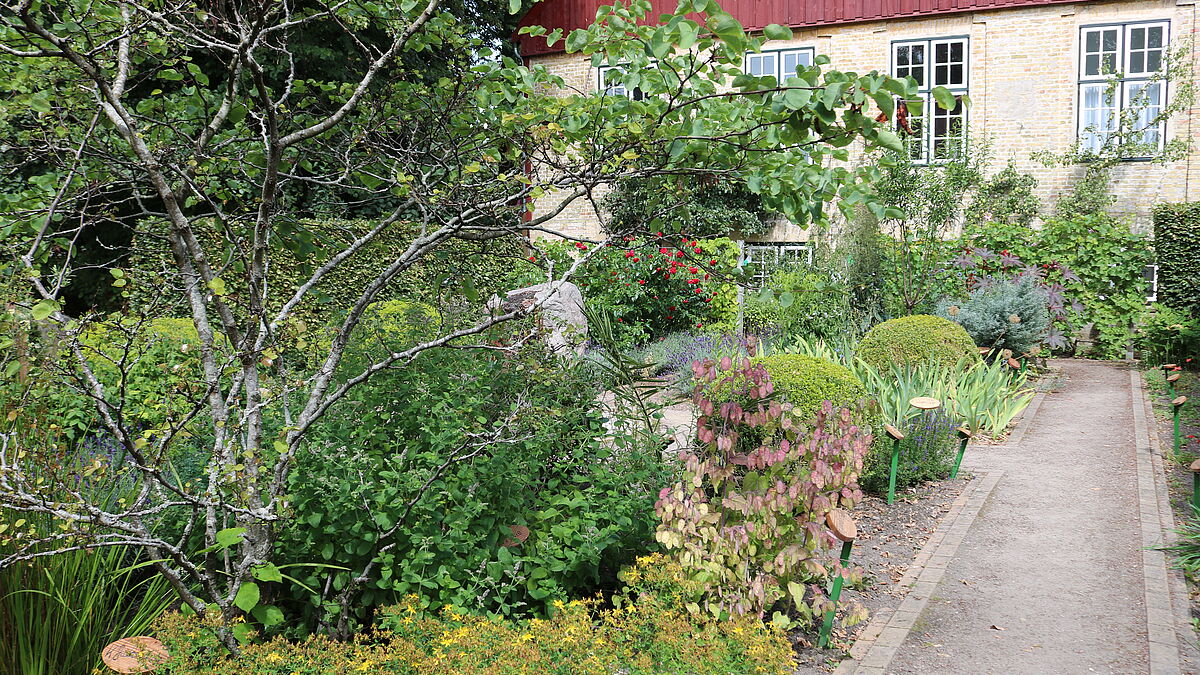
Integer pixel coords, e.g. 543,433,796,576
149,554,796,675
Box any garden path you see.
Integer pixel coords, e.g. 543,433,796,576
881,359,1185,674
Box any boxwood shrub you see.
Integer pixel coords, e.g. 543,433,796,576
755,353,869,423
857,315,980,370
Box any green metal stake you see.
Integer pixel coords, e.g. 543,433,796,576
1167,372,1181,401
885,424,904,506
1189,456,1200,515
818,509,857,649
1174,395,1188,457
951,426,972,479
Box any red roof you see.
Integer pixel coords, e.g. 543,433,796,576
517,0,1080,56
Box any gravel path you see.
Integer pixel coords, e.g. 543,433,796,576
887,359,1152,674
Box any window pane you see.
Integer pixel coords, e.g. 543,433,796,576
950,41,963,62
1086,31,1100,51
1148,26,1163,48
1103,30,1117,51
1085,54,1099,75
936,65,948,84
1130,52,1144,72
911,44,925,65
897,45,910,66
1147,50,1162,73
782,50,812,78
935,42,948,62
1130,27,1145,50
951,64,963,84
1127,81,1163,151
1079,83,1117,152
1102,53,1116,73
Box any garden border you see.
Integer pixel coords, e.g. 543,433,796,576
832,469,1003,675
1131,369,1189,675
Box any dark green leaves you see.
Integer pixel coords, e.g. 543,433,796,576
931,85,957,110
763,24,793,41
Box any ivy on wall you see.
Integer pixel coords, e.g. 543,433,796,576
1153,203,1200,313
126,219,528,323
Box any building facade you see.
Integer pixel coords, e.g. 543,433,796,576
516,0,1200,254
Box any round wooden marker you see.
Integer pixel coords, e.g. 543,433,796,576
956,426,972,439
826,508,857,542
909,396,941,410
1189,459,1200,473
1006,357,1021,369
1163,363,1179,371
884,424,905,440
1167,373,1182,383
1174,396,1188,407
101,637,169,673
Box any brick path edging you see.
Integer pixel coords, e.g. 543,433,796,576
832,470,1004,675
1131,370,1188,675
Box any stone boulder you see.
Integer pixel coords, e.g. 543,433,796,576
496,282,588,355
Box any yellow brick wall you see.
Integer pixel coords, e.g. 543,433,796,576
527,0,1200,241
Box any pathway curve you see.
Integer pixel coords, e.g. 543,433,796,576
874,360,1187,674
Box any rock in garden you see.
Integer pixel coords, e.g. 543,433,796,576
499,282,588,355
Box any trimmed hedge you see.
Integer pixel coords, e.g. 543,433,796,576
756,353,868,423
1153,202,1200,312
127,219,528,323
857,315,980,370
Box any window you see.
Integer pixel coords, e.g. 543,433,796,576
1144,264,1159,302
891,37,969,163
744,243,812,288
1077,21,1169,155
597,65,645,100
743,48,815,81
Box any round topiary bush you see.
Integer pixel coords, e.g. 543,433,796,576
856,315,980,370
756,353,869,423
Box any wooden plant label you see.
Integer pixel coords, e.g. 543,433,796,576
101,637,169,673
826,508,857,542
909,396,941,410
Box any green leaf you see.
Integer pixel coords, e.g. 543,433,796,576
233,581,260,613
30,299,59,321
778,292,795,309
252,563,282,583
932,86,957,110
215,527,246,549
462,276,480,303
677,21,699,49
251,604,285,627
158,69,184,81
782,87,811,109
231,622,253,644
508,0,521,14
207,277,227,296
763,24,792,41
874,129,905,153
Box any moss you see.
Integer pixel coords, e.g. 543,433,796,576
856,315,980,370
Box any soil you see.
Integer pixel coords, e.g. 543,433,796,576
790,476,971,673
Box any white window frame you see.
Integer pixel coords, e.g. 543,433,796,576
1076,21,1170,156
597,64,646,100
1144,264,1159,302
742,47,816,81
891,37,969,164
745,243,813,289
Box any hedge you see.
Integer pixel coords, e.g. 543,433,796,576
1153,202,1200,312
127,219,529,324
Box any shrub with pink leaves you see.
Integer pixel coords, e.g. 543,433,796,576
655,354,871,625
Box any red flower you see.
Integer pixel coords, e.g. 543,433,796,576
693,247,702,253
527,256,537,261
638,280,646,285
710,259,717,265
688,267,698,273
676,252,684,258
